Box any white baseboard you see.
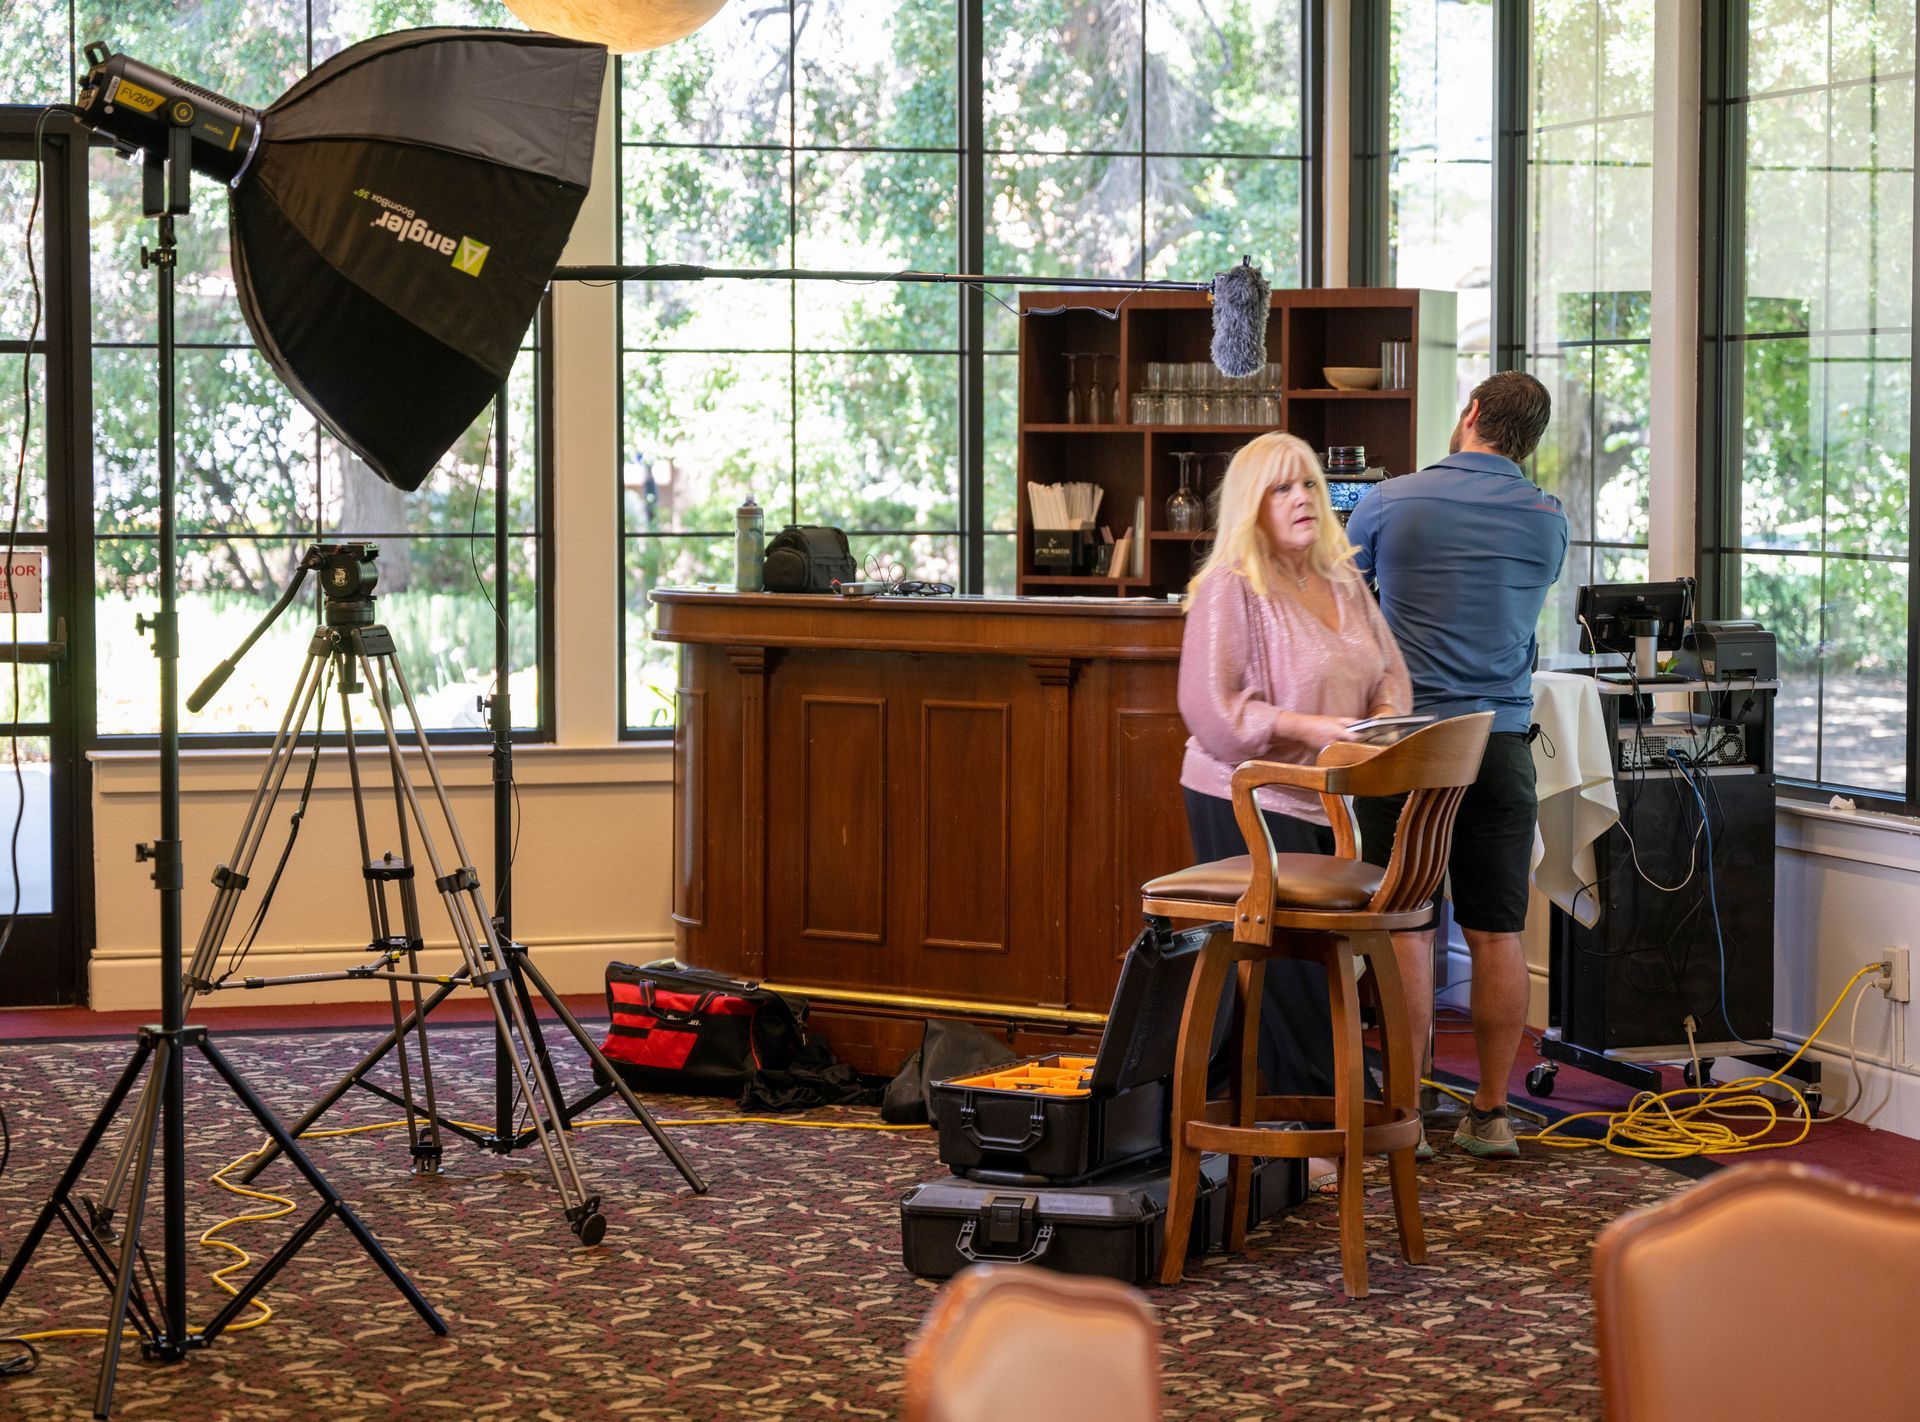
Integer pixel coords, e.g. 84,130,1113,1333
1711,1038,1920,1142
88,934,678,1012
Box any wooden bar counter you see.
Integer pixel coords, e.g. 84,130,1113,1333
652,589,1196,1072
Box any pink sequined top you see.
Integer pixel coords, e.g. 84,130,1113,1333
1177,566,1412,825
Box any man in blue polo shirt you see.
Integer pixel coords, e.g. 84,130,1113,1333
1345,370,1568,1159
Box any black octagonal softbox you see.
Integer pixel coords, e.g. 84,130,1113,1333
232,28,606,490
80,27,608,491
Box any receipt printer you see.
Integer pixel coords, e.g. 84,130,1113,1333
1675,620,1777,681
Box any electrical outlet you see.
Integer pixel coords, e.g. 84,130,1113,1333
1876,949,1911,1004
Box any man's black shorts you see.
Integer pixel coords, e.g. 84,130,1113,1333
1352,731,1536,934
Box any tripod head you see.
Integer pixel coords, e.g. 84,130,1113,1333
187,541,383,713
316,542,380,629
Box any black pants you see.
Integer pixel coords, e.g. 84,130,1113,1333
1183,788,1337,1100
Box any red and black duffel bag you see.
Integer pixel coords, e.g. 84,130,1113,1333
599,961,810,1098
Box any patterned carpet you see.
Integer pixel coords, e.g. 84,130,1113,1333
0,1024,1695,1421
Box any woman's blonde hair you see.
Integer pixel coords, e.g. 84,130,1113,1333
1188,431,1359,598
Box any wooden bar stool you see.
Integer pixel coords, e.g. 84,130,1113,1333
1140,712,1493,1296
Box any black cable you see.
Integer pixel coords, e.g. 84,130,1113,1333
0,113,65,1270
0,108,66,985
1677,750,1773,1053
0,1333,38,1377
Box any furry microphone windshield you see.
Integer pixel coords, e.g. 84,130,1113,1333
1209,258,1271,379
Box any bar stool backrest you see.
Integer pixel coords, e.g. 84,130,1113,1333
1338,712,1492,916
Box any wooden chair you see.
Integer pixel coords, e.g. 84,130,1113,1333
1140,712,1493,1295
902,1264,1162,1422
1593,1163,1920,1422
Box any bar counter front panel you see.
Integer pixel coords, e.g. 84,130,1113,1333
653,590,1195,1072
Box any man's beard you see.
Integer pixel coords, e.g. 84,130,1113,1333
1448,420,1465,455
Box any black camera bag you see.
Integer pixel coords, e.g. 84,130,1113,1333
763,524,856,593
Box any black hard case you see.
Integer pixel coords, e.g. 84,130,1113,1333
931,921,1208,1183
898,1154,1305,1284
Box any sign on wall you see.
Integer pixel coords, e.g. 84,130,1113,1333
0,552,44,614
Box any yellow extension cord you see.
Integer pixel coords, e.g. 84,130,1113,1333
6,1110,929,1348
1423,961,1884,1161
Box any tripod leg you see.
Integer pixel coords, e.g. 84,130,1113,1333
235,971,467,1185
360,646,603,1239
389,880,443,1168
468,932,602,1235
404,948,445,1161
508,957,569,1129
515,949,708,1194
95,1041,170,1418
0,1037,156,1310
339,668,439,1175
193,1034,446,1336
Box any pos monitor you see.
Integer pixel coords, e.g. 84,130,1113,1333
1576,579,1695,680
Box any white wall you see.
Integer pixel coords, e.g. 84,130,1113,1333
1772,806,1920,1137
87,69,679,1010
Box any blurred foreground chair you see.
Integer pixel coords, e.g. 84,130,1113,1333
1593,1162,1920,1421
902,1264,1161,1422
1141,713,1493,1295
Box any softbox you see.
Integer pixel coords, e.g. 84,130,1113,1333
229,27,606,490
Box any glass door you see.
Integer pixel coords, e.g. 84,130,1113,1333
0,111,93,1007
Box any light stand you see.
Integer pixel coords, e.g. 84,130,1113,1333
0,127,445,1420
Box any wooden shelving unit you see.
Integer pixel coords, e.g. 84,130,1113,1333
1015,287,1458,598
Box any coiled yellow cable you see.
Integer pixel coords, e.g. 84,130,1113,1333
1426,962,1882,1161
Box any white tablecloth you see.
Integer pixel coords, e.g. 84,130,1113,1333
1529,672,1619,926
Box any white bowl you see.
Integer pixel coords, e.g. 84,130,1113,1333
1324,366,1382,390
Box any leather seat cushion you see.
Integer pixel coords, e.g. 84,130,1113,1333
1142,853,1384,912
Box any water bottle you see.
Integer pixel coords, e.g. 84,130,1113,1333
735,496,764,592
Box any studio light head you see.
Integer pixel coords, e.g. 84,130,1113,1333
76,43,264,184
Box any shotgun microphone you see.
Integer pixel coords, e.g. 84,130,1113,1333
1208,257,1271,379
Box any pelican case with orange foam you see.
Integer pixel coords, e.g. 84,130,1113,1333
930,918,1208,1184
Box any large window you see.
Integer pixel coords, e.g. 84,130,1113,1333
2,2,547,740
1706,0,1914,799
618,0,1313,733
1387,0,1495,404
1526,0,1656,661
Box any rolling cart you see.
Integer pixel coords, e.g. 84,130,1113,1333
1526,672,1821,1111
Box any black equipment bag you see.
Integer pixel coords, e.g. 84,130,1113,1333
930,917,1211,1183
762,524,856,593
599,962,809,1098
881,1019,1019,1126
899,1153,1305,1284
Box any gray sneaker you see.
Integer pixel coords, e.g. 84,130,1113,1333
1453,1104,1520,1158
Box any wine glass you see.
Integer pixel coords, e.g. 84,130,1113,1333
1062,352,1082,424
1166,451,1204,532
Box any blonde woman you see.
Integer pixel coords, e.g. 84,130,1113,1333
1177,431,1411,1119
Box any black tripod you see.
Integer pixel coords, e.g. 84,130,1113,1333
0,131,445,1420
177,543,706,1226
